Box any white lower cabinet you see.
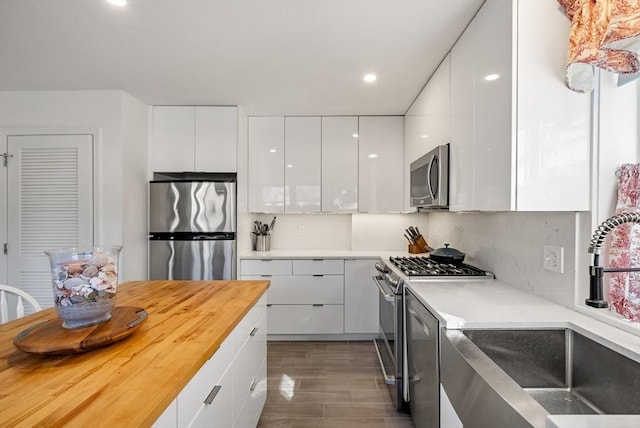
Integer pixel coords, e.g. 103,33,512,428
153,295,266,428
240,258,348,335
240,257,379,337
344,259,379,334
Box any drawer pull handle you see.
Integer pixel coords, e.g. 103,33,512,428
312,259,323,261
260,274,272,278
267,304,273,307
204,385,222,405
250,327,259,336
312,304,324,307
249,378,259,391
312,274,324,277
261,259,273,262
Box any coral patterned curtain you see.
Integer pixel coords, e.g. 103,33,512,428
558,0,640,92
608,163,640,322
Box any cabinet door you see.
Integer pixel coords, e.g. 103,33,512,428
194,106,238,173
248,117,285,212
358,116,404,213
515,0,590,211
449,20,475,212
344,259,379,334
322,116,359,212
152,106,195,172
472,0,514,211
268,304,344,334
285,117,321,213
405,57,451,211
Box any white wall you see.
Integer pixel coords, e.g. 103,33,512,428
0,90,149,281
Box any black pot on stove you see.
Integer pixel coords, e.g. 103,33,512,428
429,244,465,264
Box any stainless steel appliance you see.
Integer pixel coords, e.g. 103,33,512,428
372,255,493,413
410,144,449,210
405,287,439,428
149,172,237,280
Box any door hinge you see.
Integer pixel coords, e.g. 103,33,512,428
3,243,7,255
2,153,13,167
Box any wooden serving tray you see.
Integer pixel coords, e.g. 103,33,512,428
13,306,148,356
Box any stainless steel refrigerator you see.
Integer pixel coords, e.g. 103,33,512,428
149,173,236,280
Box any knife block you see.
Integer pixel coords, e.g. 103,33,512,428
408,244,426,254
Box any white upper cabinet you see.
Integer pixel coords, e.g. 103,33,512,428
285,117,321,213
358,116,404,213
449,23,475,212
405,55,451,211
194,106,238,172
152,106,196,172
248,116,285,213
151,106,238,173
322,116,359,212
515,0,590,211
448,0,590,212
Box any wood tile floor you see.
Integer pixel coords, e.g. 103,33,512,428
258,341,414,428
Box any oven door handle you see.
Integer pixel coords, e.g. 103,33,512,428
407,306,431,337
372,276,396,302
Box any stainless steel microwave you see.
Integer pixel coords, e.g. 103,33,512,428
410,144,449,210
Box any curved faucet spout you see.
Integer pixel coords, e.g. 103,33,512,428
587,212,640,308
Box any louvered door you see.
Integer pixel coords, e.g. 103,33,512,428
6,135,93,310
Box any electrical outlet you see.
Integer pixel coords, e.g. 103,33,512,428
543,245,564,273
298,225,305,236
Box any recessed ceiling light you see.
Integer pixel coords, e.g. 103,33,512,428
106,0,127,6
420,134,429,139
363,74,377,83
368,153,378,159
484,74,500,81
269,149,276,153
287,164,293,168
352,134,359,138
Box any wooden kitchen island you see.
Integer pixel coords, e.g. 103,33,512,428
0,280,269,428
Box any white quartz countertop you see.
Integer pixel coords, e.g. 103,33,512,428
240,249,412,259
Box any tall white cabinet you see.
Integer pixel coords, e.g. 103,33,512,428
285,117,321,213
358,116,404,213
448,0,590,212
322,116,359,213
151,106,238,173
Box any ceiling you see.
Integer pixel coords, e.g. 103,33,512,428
0,0,483,116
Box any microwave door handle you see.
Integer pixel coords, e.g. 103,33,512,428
426,155,437,200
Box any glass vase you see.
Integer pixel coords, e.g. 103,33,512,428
45,245,122,329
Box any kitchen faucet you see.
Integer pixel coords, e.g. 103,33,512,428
587,212,640,308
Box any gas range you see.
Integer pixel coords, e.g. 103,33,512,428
375,256,493,293
389,256,493,279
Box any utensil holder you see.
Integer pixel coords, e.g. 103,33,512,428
256,235,271,252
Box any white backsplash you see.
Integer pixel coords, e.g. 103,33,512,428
424,211,580,308
351,213,429,251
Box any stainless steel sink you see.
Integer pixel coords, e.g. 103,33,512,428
441,328,640,428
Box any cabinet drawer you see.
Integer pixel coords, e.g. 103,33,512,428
232,311,267,426
240,259,292,275
231,294,266,355
243,275,344,304
267,304,344,334
234,357,267,428
293,259,344,275
177,337,233,428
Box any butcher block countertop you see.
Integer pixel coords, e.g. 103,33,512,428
0,280,269,428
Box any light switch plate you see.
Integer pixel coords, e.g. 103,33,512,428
543,245,564,273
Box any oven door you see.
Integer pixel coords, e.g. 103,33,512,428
372,275,404,410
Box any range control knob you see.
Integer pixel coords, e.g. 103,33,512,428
375,262,390,274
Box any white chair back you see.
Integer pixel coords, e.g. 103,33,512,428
0,284,42,324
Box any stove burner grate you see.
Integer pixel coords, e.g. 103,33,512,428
389,256,489,277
